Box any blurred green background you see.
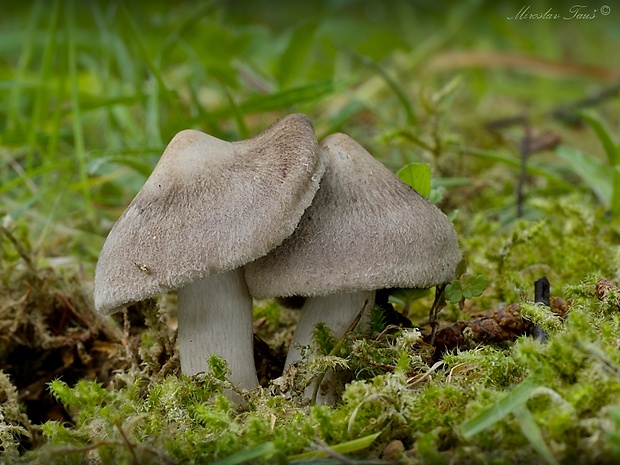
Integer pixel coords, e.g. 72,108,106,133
1,0,618,267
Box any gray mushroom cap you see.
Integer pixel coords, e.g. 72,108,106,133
244,133,461,299
95,114,326,314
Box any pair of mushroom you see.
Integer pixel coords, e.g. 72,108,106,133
94,114,461,401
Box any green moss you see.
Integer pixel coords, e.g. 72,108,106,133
0,371,32,459
3,193,614,464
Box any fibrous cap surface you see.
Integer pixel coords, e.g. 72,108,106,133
245,133,461,299
95,114,326,314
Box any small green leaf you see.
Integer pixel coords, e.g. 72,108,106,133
463,275,488,299
445,280,463,303
397,163,432,198
455,258,468,278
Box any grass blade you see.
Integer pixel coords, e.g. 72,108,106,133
460,376,538,439
6,1,43,133
454,146,573,189
119,2,179,125
193,79,339,123
343,47,417,127
67,0,94,220
211,442,277,465
276,20,319,87
578,110,620,216
613,167,620,218
26,0,60,170
579,109,620,167
514,406,559,465
159,1,220,60
555,145,611,205
219,81,250,139
289,432,380,461
240,79,336,113
88,155,155,178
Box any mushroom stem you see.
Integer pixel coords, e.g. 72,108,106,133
285,291,375,403
177,268,258,391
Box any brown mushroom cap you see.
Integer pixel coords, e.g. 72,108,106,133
245,133,461,299
95,114,326,314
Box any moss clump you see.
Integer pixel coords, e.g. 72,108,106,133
0,371,32,459
5,195,620,464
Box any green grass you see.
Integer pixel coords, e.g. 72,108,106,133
1,1,620,463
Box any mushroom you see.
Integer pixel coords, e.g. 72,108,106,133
94,114,326,395
245,133,461,401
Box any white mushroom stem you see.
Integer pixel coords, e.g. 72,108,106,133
285,291,375,403
177,268,258,391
